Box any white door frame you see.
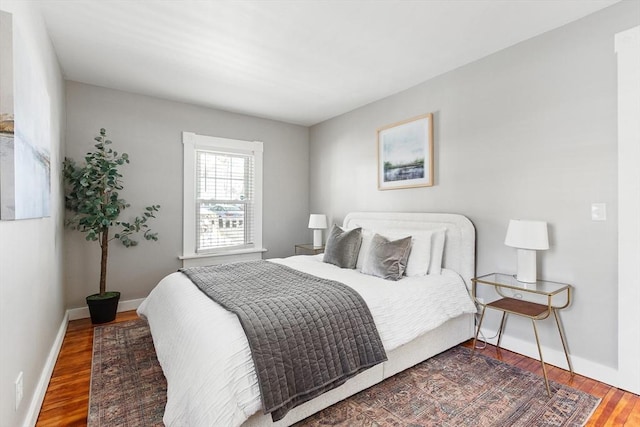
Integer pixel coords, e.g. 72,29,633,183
615,25,640,395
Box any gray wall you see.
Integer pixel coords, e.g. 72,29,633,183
309,1,639,369
64,82,310,308
0,1,66,426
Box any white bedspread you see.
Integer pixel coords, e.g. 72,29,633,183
137,255,476,427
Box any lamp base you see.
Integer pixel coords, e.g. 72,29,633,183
313,229,323,248
516,249,537,283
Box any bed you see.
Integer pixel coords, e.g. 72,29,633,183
137,212,477,426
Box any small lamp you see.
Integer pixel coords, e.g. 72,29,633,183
308,214,327,248
504,219,549,283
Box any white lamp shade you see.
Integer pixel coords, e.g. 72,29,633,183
504,220,549,250
308,214,327,229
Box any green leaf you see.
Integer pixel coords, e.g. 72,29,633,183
63,128,161,294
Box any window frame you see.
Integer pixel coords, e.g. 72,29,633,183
182,131,264,261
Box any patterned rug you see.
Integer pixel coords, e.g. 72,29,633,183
296,347,599,427
89,319,599,426
88,319,166,426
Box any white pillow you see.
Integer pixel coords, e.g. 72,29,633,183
356,229,374,271
356,228,434,276
403,230,434,276
427,228,447,275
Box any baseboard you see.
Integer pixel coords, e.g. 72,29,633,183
478,326,620,389
67,297,146,321
23,311,69,427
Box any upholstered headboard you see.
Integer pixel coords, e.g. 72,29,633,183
343,212,476,289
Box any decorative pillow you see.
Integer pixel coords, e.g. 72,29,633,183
403,230,434,276
357,229,411,271
361,234,412,281
427,228,447,275
356,228,374,270
357,229,433,276
323,225,362,269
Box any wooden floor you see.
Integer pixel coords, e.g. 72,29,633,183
36,311,139,427
36,311,640,426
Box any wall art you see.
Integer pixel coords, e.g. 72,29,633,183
377,113,433,190
0,11,51,220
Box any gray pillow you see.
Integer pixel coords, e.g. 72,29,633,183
323,225,362,269
362,233,412,281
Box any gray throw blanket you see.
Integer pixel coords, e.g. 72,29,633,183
180,260,387,421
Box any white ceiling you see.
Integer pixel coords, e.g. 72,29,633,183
37,0,619,126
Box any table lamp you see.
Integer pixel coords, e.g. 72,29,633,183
504,219,549,283
308,214,327,248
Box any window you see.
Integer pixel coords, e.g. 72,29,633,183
182,132,263,259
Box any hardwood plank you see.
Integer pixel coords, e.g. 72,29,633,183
565,372,588,390
626,398,640,426
35,319,640,425
592,388,625,425
611,390,636,425
547,364,572,384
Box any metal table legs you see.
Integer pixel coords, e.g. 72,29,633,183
472,307,574,398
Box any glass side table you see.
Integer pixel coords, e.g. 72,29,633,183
471,272,574,396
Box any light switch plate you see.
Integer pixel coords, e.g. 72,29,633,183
591,203,606,221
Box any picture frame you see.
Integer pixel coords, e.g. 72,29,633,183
377,113,433,190
0,11,51,220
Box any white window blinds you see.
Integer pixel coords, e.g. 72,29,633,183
195,150,255,252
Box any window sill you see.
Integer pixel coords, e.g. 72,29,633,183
179,248,267,268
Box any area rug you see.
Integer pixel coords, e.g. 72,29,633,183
89,319,599,426
295,347,600,427
88,319,166,426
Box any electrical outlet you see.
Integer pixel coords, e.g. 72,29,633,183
15,372,23,410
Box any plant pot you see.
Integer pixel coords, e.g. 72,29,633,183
86,291,121,324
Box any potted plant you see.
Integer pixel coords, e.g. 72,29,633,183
63,128,160,324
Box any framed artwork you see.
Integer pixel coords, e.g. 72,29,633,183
377,113,433,190
0,11,51,220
